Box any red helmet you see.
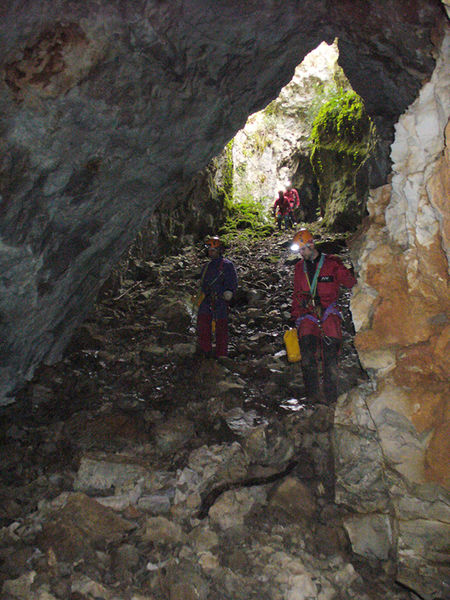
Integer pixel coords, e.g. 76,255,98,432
292,229,314,249
204,236,223,249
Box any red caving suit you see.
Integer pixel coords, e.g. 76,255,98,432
290,252,356,403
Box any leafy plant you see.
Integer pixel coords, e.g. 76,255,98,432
263,99,282,118
251,131,273,155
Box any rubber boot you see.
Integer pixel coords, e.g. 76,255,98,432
299,334,320,401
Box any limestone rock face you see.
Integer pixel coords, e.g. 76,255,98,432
336,30,450,600
0,0,444,403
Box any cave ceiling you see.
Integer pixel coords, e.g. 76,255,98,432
0,0,447,403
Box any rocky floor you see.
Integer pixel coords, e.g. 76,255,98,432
0,232,419,600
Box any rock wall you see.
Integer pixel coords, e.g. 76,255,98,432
129,163,226,260
0,0,444,403
335,30,449,600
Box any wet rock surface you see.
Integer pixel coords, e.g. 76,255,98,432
0,233,419,600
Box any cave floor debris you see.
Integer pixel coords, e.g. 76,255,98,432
0,232,418,600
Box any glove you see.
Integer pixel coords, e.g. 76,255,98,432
223,290,233,302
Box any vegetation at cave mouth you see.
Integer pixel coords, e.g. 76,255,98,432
309,88,377,231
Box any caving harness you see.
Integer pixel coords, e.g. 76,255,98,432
192,259,223,305
295,254,342,346
199,259,225,333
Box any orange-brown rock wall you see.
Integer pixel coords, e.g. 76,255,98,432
335,29,449,600
352,106,449,488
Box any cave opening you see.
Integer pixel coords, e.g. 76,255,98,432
221,39,377,237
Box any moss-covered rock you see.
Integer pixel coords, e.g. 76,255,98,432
310,89,376,231
219,194,274,242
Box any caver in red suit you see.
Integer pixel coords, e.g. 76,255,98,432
284,187,300,227
291,236,356,403
273,191,292,230
285,188,300,211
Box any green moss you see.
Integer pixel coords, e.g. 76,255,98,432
310,89,374,158
305,80,340,126
309,88,377,231
263,99,281,118
219,194,275,242
223,139,234,202
212,139,235,214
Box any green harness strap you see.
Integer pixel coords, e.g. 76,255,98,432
303,253,325,299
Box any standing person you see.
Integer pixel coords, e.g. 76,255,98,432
196,236,238,358
284,185,300,227
290,229,356,404
273,190,292,230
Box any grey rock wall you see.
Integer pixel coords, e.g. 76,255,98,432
0,0,444,401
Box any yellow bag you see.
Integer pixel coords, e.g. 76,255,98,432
284,328,301,362
191,290,205,308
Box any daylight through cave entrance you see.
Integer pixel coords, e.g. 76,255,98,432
218,40,377,235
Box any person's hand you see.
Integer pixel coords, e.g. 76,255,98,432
301,294,311,307
223,290,233,301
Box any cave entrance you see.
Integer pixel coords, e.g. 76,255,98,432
220,40,377,234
